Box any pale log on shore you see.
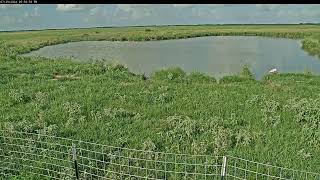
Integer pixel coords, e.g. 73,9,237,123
53,74,80,80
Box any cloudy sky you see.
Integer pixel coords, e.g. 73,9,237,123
0,4,320,31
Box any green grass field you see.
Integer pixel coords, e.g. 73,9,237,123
1,25,320,177
1,24,320,55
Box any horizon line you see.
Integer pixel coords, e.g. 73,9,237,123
1,22,319,33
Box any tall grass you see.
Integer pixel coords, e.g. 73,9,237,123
302,38,320,57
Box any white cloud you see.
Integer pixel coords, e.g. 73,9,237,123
89,7,104,16
56,4,84,11
117,4,151,12
83,6,109,23
116,4,133,12
0,4,23,9
34,7,39,16
116,4,154,19
114,4,227,20
172,4,195,8
172,4,224,8
255,4,281,11
56,4,99,12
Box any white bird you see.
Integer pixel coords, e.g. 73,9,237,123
269,68,278,74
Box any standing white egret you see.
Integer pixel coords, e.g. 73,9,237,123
269,68,278,74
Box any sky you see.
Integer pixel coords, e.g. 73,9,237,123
0,4,320,31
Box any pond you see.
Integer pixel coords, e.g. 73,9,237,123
23,36,320,79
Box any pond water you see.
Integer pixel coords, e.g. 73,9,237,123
23,36,320,79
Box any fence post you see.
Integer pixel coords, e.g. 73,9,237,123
221,156,227,180
72,143,79,180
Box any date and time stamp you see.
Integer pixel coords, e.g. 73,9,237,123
0,0,37,3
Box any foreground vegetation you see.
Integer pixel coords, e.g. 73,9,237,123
1,25,320,178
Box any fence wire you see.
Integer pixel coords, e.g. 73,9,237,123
0,130,319,180
226,156,320,180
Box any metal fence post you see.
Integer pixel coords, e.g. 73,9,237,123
72,143,80,180
221,156,227,180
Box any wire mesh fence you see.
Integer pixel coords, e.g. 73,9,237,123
226,156,320,180
0,130,319,180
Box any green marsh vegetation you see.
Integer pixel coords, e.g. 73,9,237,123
302,35,320,57
1,24,320,56
1,24,320,176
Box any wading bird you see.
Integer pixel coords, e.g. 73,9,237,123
269,68,278,74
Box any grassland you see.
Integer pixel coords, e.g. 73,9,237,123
1,25,320,176
1,24,320,55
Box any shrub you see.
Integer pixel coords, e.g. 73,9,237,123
187,72,216,83
287,98,320,126
142,138,157,151
245,94,267,108
145,28,153,32
107,63,128,72
240,65,254,79
212,126,233,154
103,107,137,119
9,89,32,104
161,115,235,155
304,69,312,76
151,67,186,82
261,99,281,126
0,41,18,60
32,91,48,110
0,72,16,85
302,38,320,57
154,92,173,104
120,37,128,41
63,102,86,127
219,75,252,83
